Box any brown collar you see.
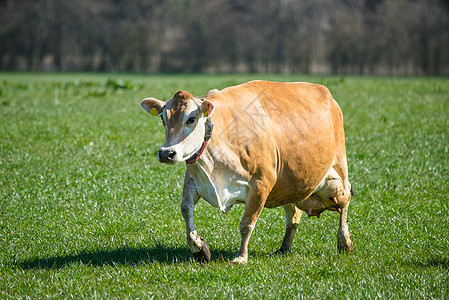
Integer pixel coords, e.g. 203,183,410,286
186,141,208,164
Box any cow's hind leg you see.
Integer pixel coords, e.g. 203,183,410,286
277,203,302,254
337,181,354,253
313,166,354,253
331,100,354,253
333,162,354,253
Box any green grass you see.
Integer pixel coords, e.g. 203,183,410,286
1,72,448,298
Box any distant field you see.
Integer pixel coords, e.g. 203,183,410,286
1,73,448,298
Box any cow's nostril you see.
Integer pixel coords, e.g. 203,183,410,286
168,150,176,160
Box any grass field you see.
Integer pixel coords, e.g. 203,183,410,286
1,72,448,298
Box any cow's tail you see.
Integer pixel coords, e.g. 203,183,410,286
350,184,355,196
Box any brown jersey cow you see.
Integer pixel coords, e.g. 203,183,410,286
141,80,354,263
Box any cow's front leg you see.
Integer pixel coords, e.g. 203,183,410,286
277,203,303,254
231,214,257,264
181,179,211,263
231,182,271,264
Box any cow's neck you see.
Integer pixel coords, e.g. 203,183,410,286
186,117,214,165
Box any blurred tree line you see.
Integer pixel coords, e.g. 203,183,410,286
1,0,448,75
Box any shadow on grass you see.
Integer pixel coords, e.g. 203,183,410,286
409,257,449,269
19,243,236,270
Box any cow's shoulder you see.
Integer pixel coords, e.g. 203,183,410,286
206,89,220,97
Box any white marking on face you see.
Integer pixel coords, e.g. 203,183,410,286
159,104,206,164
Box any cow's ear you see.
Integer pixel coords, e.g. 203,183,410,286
141,98,165,116
201,100,215,117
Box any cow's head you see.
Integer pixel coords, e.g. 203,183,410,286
141,90,215,164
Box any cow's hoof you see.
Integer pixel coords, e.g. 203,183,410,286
193,242,211,263
273,247,290,256
338,242,354,254
230,256,247,264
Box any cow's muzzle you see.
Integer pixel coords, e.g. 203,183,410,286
158,147,177,164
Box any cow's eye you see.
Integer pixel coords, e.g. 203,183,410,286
186,117,196,125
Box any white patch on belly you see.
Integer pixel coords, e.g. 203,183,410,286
188,163,248,213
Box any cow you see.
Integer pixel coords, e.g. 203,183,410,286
140,80,354,264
